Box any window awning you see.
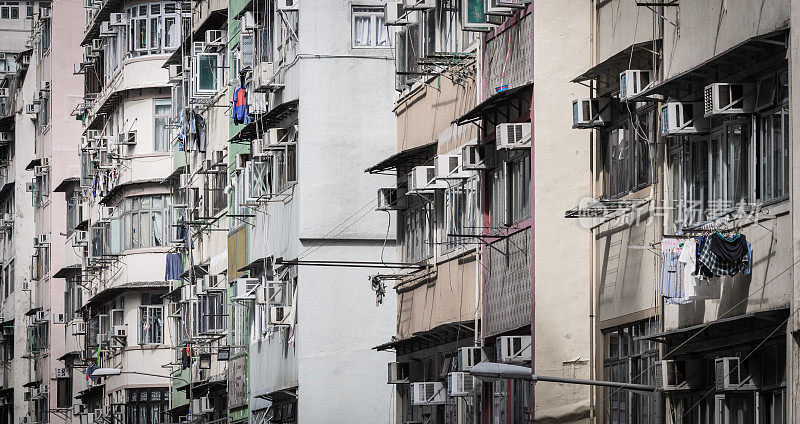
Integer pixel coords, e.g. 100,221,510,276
24,158,41,171
636,309,787,345
453,82,532,126
572,40,661,87
98,178,166,205
373,320,475,355
254,386,298,402
228,99,299,143
53,177,80,193
85,281,169,309
53,264,82,279
629,28,788,101
564,198,649,218
0,181,13,203
364,141,437,174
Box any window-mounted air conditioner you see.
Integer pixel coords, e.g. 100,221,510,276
192,42,206,55
252,62,276,92
461,143,493,170
73,230,88,246
91,39,104,52
39,7,51,18
410,382,447,405
35,310,47,323
198,397,214,413
54,368,68,379
715,357,756,391
448,372,476,397
264,127,288,147
572,98,610,128
72,321,87,335
486,0,516,15
660,102,709,136
86,129,99,142
387,362,410,384
53,313,66,324
254,286,268,304
496,122,531,150
407,165,444,193
180,284,196,302
109,12,127,25
269,305,291,325
22,280,31,291
100,22,115,37
496,0,527,7
403,0,434,9
496,335,531,364
0,132,11,143
25,103,40,115
277,0,299,10
205,30,226,47
202,274,219,291
112,325,126,338
168,64,184,82
458,346,487,371
703,83,755,117
434,154,469,180
74,62,86,75
377,187,407,211
0,88,8,97
251,138,267,157
385,0,408,26
619,70,653,101
36,234,50,246
235,153,249,171
655,359,702,391
118,131,136,145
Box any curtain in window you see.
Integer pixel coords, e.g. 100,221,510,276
375,16,389,46
353,15,371,46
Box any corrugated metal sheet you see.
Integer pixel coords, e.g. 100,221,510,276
485,228,531,337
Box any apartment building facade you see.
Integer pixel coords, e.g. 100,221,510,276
570,0,797,422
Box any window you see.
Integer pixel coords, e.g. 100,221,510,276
489,153,531,228
126,2,182,56
154,99,171,151
65,277,82,322
352,7,391,48
443,175,479,253
116,194,171,251
193,53,223,96
210,167,226,215
0,2,19,19
25,1,31,17
401,196,433,263
759,105,789,203
138,305,163,344
603,109,653,198
197,291,225,335
66,191,82,235
603,320,659,424
127,388,169,424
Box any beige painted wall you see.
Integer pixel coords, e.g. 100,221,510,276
533,0,593,421
395,76,478,153
396,253,477,339
595,0,659,63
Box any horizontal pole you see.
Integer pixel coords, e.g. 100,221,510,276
533,374,656,392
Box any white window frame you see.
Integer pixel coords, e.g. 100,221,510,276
351,6,392,49
138,305,163,344
759,104,789,204
153,98,172,151
192,52,223,96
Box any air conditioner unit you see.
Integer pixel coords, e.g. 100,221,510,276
486,0,515,15
619,70,653,101
252,62,276,91
434,154,468,180
84,45,98,60
40,157,50,167
496,122,531,150
388,362,410,384
448,372,476,397
100,21,115,37
410,382,447,405
277,0,299,10
458,346,487,371
264,127,288,147
496,335,532,364
660,102,709,136
39,384,48,394
572,98,610,128
22,280,31,291
113,325,126,338
109,13,127,26
403,0,434,9
0,132,11,142
54,368,68,379
205,30,225,47
461,143,493,170
407,166,443,193
254,286,268,304
377,187,407,211
654,359,702,391
251,138,267,157
35,310,47,322
36,234,50,245
0,88,8,97
715,357,756,391
39,7,51,18
53,313,66,324
85,413,95,423
118,131,136,145
180,284,195,302
198,396,214,413
192,42,206,55
703,83,755,117
496,0,527,7
72,230,88,246
384,0,408,26
72,321,87,335
235,153,249,170
99,206,114,221
202,274,219,290
269,305,290,325
168,64,183,82
93,409,102,419
25,103,40,115
86,129,99,141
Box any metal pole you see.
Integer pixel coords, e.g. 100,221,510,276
531,374,657,392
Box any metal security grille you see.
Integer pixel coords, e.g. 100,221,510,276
485,228,532,337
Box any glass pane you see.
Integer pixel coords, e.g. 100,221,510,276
198,55,217,91
152,212,163,246
353,16,371,46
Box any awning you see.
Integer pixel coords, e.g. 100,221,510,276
254,386,298,402
630,29,788,101
25,307,42,317
364,141,437,174
0,181,13,202
53,264,82,279
163,10,228,67
454,83,532,126
75,384,104,400
179,264,208,280
76,219,89,232
57,350,82,361
637,309,787,345
572,40,661,88
54,177,80,193
85,281,169,309
98,178,166,205
238,257,268,274
22,380,42,388
373,320,475,354
228,99,299,143
24,158,41,171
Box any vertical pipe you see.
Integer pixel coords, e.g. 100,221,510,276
528,3,536,422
